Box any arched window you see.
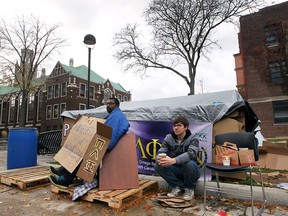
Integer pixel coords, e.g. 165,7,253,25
38,90,43,121
104,89,112,103
9,95,16,123
17,94,22,123
27,92,35,122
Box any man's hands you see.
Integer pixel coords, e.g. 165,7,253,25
157,156,176,167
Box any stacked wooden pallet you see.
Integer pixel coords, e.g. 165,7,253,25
51,179,158,208
0,165,50,190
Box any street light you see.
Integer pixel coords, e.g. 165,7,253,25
83,34,96,109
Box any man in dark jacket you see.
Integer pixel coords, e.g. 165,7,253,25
154,116,200,201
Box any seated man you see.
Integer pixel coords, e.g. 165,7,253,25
49,97,130,200
154,116,200,201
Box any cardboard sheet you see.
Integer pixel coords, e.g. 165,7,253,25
99,133,139,190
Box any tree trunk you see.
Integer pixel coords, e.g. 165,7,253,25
19,90,28,127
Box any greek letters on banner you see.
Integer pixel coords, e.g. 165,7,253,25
128,121,213,180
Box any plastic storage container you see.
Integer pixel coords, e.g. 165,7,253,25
7,127,38,169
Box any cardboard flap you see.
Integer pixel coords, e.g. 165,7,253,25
97,122,112,140
54,147,82,173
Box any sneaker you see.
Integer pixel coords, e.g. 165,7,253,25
183,188,194,201
49,175,70,189
50,166,61,177
167,187,182,197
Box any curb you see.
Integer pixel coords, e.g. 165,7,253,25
138,174,288,207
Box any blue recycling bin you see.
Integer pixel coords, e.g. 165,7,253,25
7,127,38,169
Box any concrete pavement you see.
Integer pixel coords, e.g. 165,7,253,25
0,142,288,215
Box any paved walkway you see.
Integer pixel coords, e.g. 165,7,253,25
0,142,287,215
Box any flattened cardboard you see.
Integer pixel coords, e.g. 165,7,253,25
54,116,109,173
76,122,112,182
61,116,105,147
99,133,139,190
61,117,76,147
258,146,288,170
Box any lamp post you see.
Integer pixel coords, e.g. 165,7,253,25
83,34,96,109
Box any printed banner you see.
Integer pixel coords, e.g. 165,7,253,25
128,120,212,180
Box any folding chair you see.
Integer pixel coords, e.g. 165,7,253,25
203,132,266,216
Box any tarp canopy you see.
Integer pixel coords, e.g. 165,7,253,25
61,90,259,132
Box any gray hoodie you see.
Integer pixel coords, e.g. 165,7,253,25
157,129,199,165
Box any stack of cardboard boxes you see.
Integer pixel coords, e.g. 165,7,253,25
212,110,246,161
212,110,247,179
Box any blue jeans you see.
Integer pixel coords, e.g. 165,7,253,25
58,165,78,184
154,160,200,189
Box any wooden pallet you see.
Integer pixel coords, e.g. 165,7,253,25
51,179,158,209
0,165,50,190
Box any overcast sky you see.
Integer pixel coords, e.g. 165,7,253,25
1,0,286,101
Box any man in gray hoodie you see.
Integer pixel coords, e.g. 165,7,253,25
154,116,200,201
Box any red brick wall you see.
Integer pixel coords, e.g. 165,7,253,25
250,102,288,137
237,2,288,138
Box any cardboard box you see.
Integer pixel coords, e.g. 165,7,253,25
238,149,256,166
61,117,76,147
258,146,288,170
76,122,112,182
61,116,105,147
215,143,239,166
54,116,112,182
213,118,245,143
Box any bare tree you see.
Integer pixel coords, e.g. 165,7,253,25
0,15,66,127
114,0,266,95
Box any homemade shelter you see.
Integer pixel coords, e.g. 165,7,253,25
61,90,262,177
61,90,259,132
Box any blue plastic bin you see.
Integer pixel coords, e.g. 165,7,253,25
7,128,38,169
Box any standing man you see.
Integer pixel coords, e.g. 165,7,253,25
49,97,130,200
154,116,200,201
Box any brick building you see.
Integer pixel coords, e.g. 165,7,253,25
0,59,131,134
234,2,288,138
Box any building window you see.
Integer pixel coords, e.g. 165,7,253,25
264,23,282,48
37,90,43,121
80,83,86,97
47,86,53,99
61,82,67,97
79,103,86,110
54,84,59,98
27,92,34,122
1,102,7,124
268,61,286,83
117,94,122,102
46,105,52,119
89,86,94,99
17,95,22,123
9,95,16,123
53,104,59,119
60,103,66,115
273,100,288,124
123,96,128,101
104,89,112,103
